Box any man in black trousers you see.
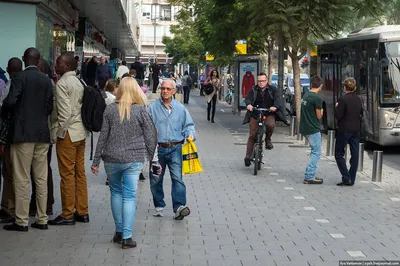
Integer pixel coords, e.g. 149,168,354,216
335,77,362,186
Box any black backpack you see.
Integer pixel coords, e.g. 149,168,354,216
78,78,107,159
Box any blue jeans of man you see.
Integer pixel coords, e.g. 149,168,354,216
335,132,360,184
104,162,143,239
304,132,322,180
150,145,186,212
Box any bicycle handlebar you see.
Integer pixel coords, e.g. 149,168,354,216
252,107,271,112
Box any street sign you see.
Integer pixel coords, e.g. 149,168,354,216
206,53,214,61
235,40,247,55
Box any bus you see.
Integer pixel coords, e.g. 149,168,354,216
310,25,400,146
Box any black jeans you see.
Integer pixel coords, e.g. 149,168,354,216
183,86,190,104
207,94,217,121
335,132,360,183
152,76,159,93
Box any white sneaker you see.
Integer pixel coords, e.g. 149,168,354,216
153,207,164,217
174,205,190,220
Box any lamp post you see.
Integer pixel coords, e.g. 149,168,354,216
151,3,159,62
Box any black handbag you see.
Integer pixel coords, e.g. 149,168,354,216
203,83,214,95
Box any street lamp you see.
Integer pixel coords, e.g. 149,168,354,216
151,3,159,62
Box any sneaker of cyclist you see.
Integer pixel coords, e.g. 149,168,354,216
242,72,280,167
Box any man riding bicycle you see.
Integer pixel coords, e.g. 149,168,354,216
242,72,282,167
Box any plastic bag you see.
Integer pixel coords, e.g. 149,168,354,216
182,139,203,175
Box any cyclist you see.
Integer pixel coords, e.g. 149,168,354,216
243,72,281,167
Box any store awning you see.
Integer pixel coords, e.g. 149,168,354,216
69,0,137,55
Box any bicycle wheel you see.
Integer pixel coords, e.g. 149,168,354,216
257,147,262,170
228,95,232,105
253,143,260,175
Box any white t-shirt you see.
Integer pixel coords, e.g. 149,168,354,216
105,91,116,106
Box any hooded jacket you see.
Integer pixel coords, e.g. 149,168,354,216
241,71,255,98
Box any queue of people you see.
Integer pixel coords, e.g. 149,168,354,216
0,48,197,250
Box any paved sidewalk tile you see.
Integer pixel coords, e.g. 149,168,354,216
1,95,400,265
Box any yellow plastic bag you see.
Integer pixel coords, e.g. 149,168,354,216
182,139,203,175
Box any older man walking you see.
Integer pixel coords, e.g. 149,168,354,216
148,79,196,220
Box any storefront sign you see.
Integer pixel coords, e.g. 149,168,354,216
41,0,78,29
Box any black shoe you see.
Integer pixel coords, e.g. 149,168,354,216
3,222,28,232
46,210,53,216
244,157,251,167
113,232,122,244
211,119,215,123
337,181,354,186
303,178,323,184
265,141,274,150
48,215,75,225
0,215,15,224
74,212,90,223
122,238,137,249
31,222,48,230
139,173,146,181
0,209,9,218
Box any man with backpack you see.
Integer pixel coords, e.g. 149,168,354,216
49,53,90,226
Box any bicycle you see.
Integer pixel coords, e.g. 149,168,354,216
251,107,271,175
224,86,233,105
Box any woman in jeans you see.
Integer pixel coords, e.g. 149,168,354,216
204,69,221,123
91,77,158,249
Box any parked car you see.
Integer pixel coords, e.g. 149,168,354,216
285,73,310,94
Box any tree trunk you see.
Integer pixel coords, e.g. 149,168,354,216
292,54,302,123
267,45,273,83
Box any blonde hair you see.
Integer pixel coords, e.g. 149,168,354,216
115,77,148,123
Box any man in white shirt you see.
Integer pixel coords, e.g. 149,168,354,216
116,61,129,80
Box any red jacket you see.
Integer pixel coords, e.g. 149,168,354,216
242,71,255,98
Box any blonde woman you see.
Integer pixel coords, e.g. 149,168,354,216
91,77,157,249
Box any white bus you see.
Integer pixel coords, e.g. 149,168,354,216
310,25,400,146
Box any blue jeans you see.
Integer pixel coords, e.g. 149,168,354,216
335,132,360,183
104,162,143,239
304,132,321,180
150,145,186,212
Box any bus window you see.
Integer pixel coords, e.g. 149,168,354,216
380,42,400,106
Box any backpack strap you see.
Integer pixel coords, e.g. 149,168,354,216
90,132,94,160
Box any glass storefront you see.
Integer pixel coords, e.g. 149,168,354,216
36,10,54,69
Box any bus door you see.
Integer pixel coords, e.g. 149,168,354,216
367,48,379,141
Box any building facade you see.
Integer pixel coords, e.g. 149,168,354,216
0,0,139,74
131,0,178,68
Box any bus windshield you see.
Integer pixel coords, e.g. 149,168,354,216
381,42,400,105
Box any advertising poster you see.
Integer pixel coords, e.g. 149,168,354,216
239,61,258,108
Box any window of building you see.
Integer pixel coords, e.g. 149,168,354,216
159,5,171,21
142,4,151,18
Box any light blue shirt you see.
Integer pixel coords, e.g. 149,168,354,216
149,98,196,143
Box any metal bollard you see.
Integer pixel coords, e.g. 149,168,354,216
326,130,335,156
358,143,364,172
304,136,309,145
289,116,296,136
372,151,383,182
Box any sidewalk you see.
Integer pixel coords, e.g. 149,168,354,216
0,96,400,266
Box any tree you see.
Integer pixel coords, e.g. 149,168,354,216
247,0,386,123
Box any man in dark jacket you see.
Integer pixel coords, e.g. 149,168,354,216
131,57,144,81
2,47,53,232
335,77,362,186
96,56,112,90
243,72,281,167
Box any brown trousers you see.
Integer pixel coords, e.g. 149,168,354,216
245,116,275,158
1,145,15,216
56,132,88,218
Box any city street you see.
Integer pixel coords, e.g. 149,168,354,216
1,93,400,266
